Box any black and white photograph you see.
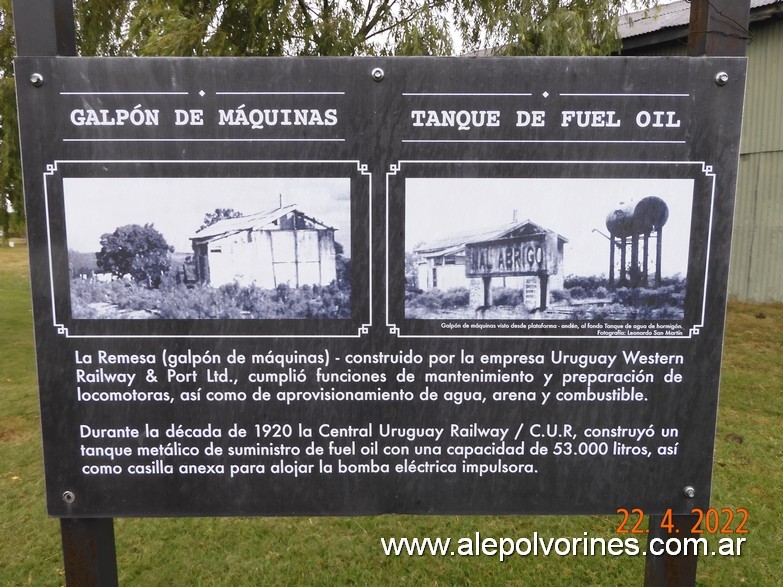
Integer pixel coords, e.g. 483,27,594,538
405,177,694,321
63,177,351,320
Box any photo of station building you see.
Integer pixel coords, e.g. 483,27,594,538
190,204,338,288
413,218,567,309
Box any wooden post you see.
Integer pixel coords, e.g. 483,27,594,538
12,1,119,585
645,1,751,586
482,276,492,307
538,275,548,310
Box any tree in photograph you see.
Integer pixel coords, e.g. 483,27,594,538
96,224,173,287
334,240,351,291
199,208,243,231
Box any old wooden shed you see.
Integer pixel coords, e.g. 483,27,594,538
190,204,337,288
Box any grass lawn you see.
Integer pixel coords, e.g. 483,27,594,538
1,243,781,585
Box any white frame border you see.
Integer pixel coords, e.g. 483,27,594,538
386,160,716,339
43,159,372,339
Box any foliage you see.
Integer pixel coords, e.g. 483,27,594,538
404,252,419,291
69,278,351,319
406,287,470,311
0,0,24,242
68,249,99,277
0,1,655,237
64,0,655,58
557,274,686,319
405,275,685,319
199,208,243,231
96,223,174,287
491,286,525,306
334,240,351,291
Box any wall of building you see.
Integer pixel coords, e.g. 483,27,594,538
200,228,336,288
623,17,783,302
730,19,783,301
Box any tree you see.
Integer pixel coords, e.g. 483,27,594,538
0,0,23,242
199,208,243,231
96,224,173,287
1,1,657,239
67,1,655,58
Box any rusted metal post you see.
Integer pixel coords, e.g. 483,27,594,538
61,519,119,587
12,1,119,585
688,0,751,57
644,514,701,587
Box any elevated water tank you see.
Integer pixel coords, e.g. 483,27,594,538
606,196,669,237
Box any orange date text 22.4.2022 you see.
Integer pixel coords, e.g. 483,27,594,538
616,508,749,535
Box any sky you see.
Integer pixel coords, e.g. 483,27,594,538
405,177,694,278
63,177,351,254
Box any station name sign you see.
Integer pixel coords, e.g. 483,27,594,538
465,233,559,278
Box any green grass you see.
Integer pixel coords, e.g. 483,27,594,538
2,242,782,585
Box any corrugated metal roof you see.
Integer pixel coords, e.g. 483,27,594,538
415,220,565,255
619,0,780,39
192,204,334,241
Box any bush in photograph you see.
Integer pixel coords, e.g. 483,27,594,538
564,275,607,293
157,285,245,319
440,287,470,309
406,289,445,311
70,277,351,320
406,288,469,312
568,285,588,299
612,283,685,308
70,296,100,318
492,287,524,307
96,223,173,287
68,250,98,278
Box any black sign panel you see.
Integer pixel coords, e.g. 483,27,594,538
14,57,746,517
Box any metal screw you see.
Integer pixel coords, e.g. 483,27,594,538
714,72,729,86
30,73,44,87
371,67,385,82
62,490,76,504
683,486,695,498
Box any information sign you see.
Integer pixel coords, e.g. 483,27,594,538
14,57,746,517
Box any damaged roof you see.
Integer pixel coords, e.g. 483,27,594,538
191,204,335,242
415,219,567,256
